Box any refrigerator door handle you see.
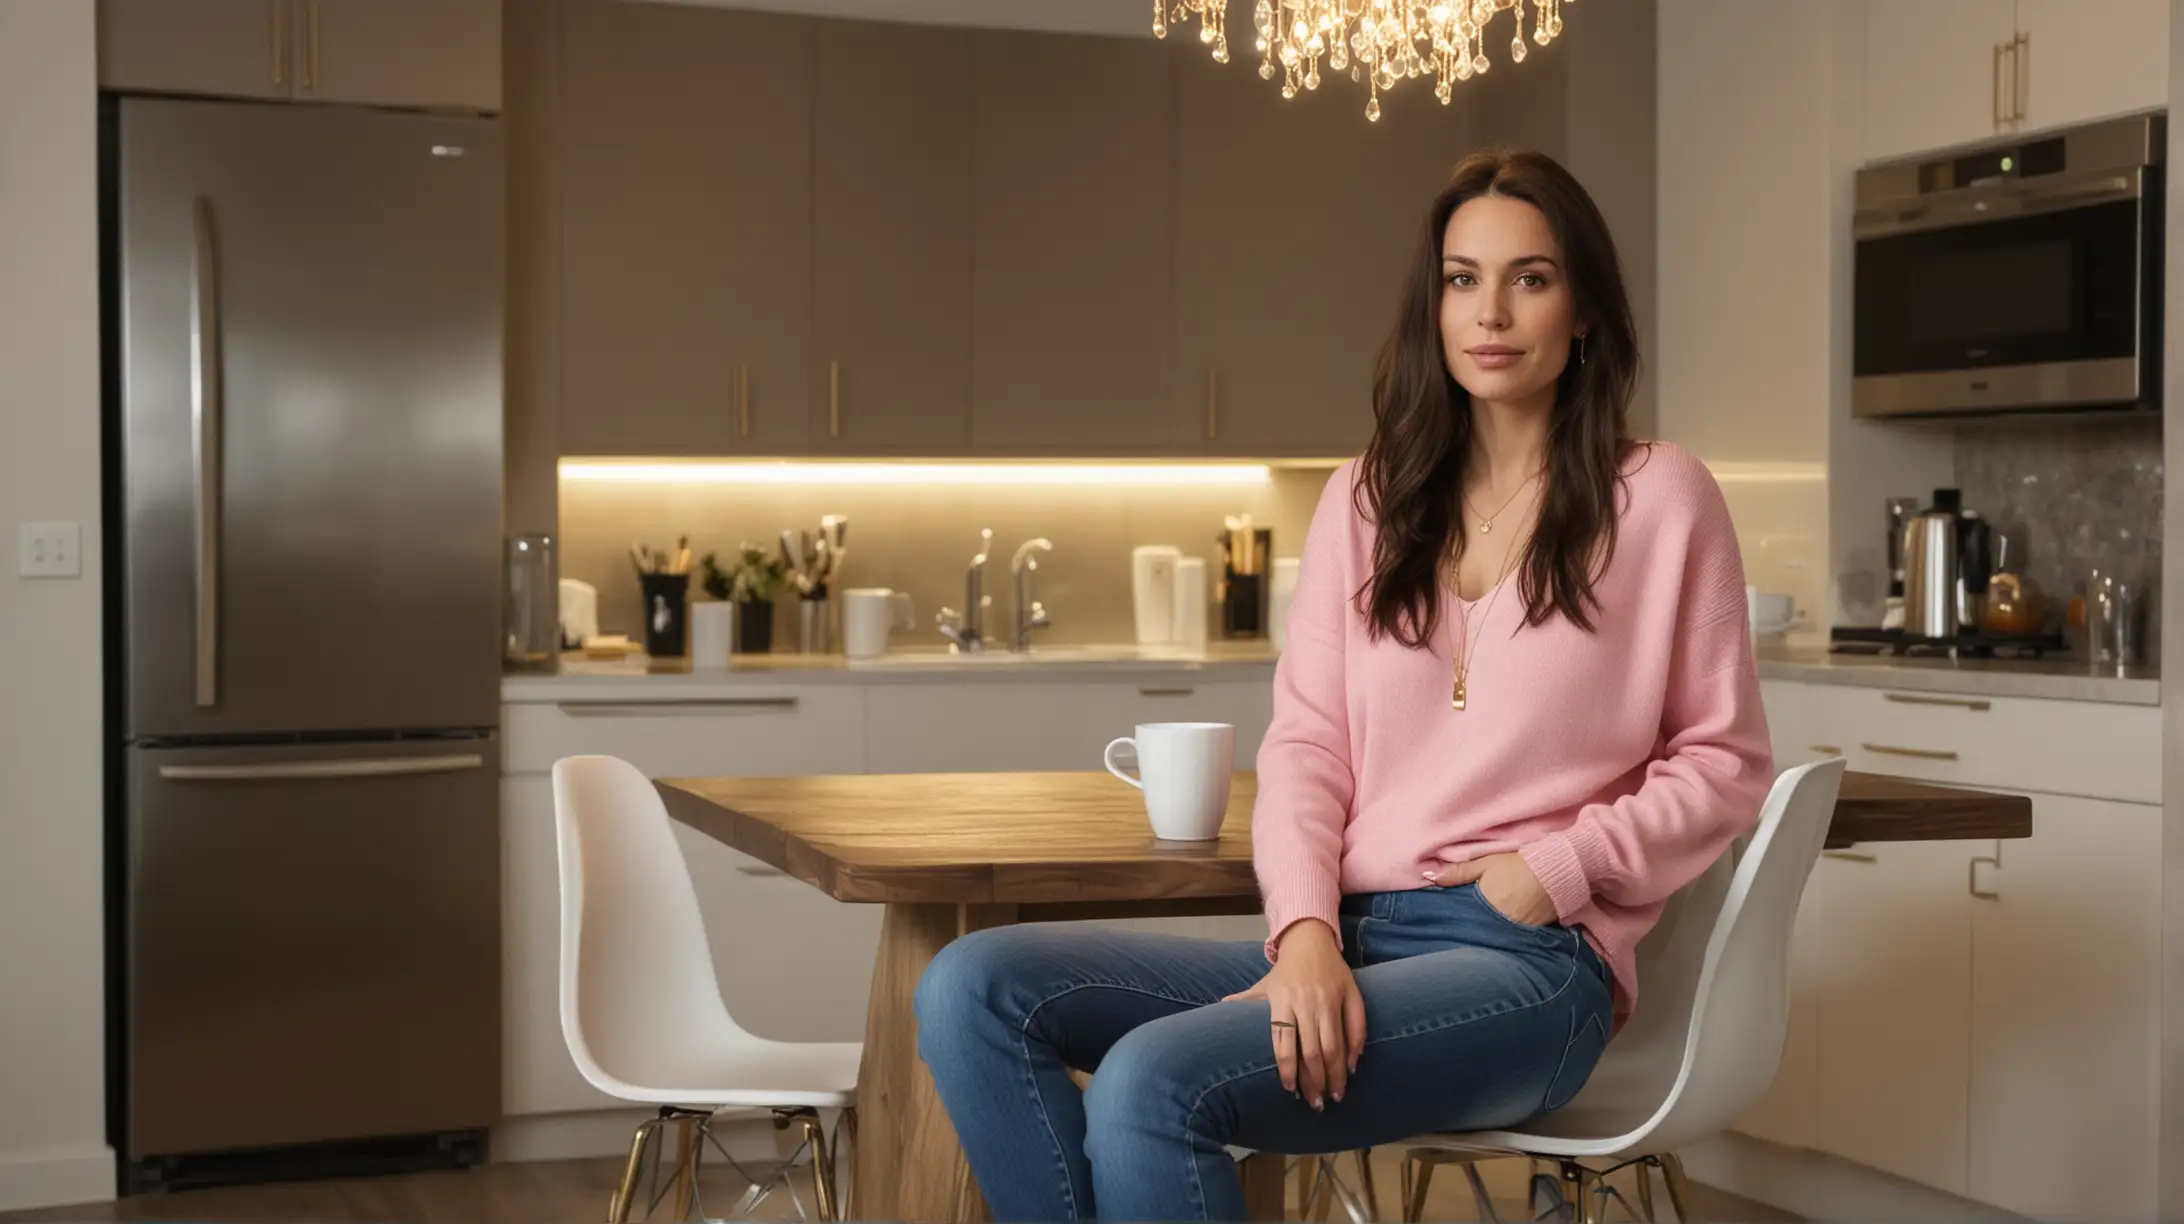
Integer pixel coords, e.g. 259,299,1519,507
191,196,225,710
158,753,486,782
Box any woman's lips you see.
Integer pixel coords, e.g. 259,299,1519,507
1466,346,1524,370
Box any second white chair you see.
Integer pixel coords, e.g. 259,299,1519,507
553,753,863,1222
1383,757,1849,1224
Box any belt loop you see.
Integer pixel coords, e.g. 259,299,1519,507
1372,892,1397,921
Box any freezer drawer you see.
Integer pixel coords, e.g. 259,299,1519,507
126,739,499,1157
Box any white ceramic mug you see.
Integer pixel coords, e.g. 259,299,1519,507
1103,722,1235,841
1746,584,1796,636
842,587,916,659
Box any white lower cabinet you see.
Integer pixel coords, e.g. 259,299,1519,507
864,676,1274,774
1735,679,2163,1220
1967,794,2161,1223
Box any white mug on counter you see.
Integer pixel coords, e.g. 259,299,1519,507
1746,584,1796,637
842,587,917,659
689,601,735,669
1103,722,1235,841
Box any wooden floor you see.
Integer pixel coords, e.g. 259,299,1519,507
0,1148,1795,1223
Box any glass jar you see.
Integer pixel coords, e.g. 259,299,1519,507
504,534,559,673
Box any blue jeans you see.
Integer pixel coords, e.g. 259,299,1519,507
913,884,1615,1222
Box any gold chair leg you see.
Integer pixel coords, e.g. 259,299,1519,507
835,1106,859,1221
1655,1153,1696,1224
1403,1154,1434,1223
670,1118,700,1221
1634,1159,1657,1222
797,1111,839,1222
1352,1150,1381,1221
610,1119,661,1224
1460,1161,1499,1223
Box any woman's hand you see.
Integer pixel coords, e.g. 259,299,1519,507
1438,853,1557,926
1223,920,1364,1110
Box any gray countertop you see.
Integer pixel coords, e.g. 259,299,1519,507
502,643,1282,703
1756,644,2159,707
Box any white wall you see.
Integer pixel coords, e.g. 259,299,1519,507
0,0,115,1211
1654,0,1838,636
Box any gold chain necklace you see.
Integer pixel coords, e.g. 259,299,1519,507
1450,527,1533,712
1463,468,1542,534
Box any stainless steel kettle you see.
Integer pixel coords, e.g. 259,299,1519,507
1901,489,1990,637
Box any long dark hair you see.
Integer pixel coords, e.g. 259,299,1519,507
1355,148,1640,648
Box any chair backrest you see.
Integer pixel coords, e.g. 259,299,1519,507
552,753,751,1097
1549,756,1847,1153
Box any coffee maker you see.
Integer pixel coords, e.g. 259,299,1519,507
1217,515,1272,639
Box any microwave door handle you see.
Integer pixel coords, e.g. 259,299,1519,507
1855,172,2140,238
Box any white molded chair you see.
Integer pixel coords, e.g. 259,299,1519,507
553,754,862,1223
1389,757,1849,1224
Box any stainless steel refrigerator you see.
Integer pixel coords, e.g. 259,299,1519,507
107,97,503,1189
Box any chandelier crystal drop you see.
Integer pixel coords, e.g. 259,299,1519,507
1155,0,1566,121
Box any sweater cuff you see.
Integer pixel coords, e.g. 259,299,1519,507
1519,833,1595,924
1260,863,1343,964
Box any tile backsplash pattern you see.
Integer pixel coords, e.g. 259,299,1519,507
558,469,1334,650
1951,415,2163,652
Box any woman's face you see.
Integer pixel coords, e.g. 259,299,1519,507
1437,193,1584,411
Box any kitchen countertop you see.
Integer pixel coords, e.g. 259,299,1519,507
1756,644,2159,707
502,643,1281,702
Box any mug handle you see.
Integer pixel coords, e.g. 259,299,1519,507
1103,737,1143,789
891,590,917,630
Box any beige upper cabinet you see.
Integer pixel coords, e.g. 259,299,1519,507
968,32,1183,453
1175,53,1476,458
811,22,973,455
291,0,500,113
99,0,499,111
1861,0,2018,162
2009,0,2168,134
99,0,294,100
558,1,813,456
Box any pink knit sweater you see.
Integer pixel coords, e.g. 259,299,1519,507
1252,441,1773,1026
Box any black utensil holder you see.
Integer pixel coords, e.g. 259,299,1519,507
734,599,775,654
639,573,690,658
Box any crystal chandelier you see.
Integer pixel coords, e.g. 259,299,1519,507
1155,0,1567,122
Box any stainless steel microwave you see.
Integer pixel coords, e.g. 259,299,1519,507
1852,112,2164,420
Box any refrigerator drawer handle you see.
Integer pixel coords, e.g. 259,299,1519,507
159,754,486,782
555,698,800,716
191,197,225,710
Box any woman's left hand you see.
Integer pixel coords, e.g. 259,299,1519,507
1438,853,1557,926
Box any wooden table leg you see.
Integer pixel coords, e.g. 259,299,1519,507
854,901,1016,1223
1241,1152,1289,1221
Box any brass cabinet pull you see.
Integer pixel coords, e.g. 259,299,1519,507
270,0,287,88
1809,744,1843,757
1884,693,1991,711
1138,686,1197,697
556,697,800,716
737,362,750,438
1969,846,2002,899
1861,742,1960,761
1205,368,1219,440
1822,848,1877,864
304,0,321,92
735,865,788,879
1992,40,2005,126
2013,31,2029,122
828,360,841,439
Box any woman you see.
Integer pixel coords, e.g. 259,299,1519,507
913,149,1773,1223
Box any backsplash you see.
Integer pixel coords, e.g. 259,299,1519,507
557,468,1334,649
1951,415,2163,649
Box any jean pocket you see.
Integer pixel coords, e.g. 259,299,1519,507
1542,1009,1609,1112
1470,883,1559,937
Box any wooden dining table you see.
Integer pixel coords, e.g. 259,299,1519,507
656,769,2031,1223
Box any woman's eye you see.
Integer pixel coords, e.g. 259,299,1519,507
1445,272,1476,287
1516,272,1547,288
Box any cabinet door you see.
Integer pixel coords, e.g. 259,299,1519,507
294,0,500,112
99,0,291,100
811,21,973,454
1968,795,2160,1222
864,682,1092,774
1077,679,1273,771
1758,679,1816,769
559,1,811,456
1861,0,2016,162
1811,841,1974,1195
969,31,1182,452
1173,55,1471,457
502,776,618,1115
2012,0,2168,133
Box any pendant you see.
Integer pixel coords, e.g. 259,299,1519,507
1452,678,1467,711
1479,520,1492,533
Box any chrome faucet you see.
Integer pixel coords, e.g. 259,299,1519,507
937,528,994,653
1010,538,1054,652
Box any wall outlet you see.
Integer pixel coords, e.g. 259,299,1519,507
18,522,81,579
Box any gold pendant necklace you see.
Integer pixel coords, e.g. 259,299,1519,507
1450,529,1531,712
1466,468,1542,535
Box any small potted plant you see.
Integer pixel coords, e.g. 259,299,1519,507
702,546,786,655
